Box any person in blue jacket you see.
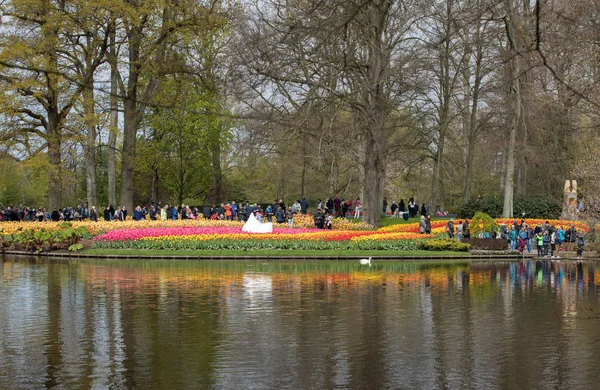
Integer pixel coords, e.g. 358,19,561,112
133,206,143,221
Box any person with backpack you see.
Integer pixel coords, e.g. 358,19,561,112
445,219,455,239
425,215,432,234
508,226,517,250
542,231,550,257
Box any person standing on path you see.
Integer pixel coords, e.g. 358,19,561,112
577,233,585,260
508,226,517,250
535,232,544,258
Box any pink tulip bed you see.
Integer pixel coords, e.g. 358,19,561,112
94,227,319,242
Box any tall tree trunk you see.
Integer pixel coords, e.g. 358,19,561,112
210,128,223,204
120,25,141,213
108,25,118,208
358,0,390,228
461,15,483,203
151,166,159,204
119,7,168,212
300,136,307,198
431,125,447,213
516,153,527,197
120,97,137,211
502,0,522,218
83,83,98,209
362,130,385,227
431,0,454,213
44,0,61,210
47,114,62,210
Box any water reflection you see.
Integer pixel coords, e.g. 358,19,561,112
1,258,599,389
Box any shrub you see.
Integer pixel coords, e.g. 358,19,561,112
458,199,480,219
419,239,470,252
471,250,521,256
514,196,561,219
459,196,503,218
459,195,561,219
470,212,498,237
462,238,508,250
2,225,91,252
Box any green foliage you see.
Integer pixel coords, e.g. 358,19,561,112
68,243,84,252
137,76,232,205
459,195,561,219
419,239,470,252
2,225,90,252
0,155,49,207
459,196,503,218
513,196,562,219
470,212,498,236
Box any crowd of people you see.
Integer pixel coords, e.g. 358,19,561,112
443,218,586,260
0,204,99,222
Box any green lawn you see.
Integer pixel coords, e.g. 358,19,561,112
82,248,469,258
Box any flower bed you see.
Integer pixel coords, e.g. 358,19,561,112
495,218,589,231
92,226,431,251
0,215,589,253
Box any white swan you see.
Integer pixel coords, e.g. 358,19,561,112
359,257,371,265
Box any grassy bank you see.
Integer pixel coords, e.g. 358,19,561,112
83,248,469,258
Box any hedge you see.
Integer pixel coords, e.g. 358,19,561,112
419,239,470,252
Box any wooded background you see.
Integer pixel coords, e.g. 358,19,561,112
0,0,598,226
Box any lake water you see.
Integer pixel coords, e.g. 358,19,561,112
1,257,599,389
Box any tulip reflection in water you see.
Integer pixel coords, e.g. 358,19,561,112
1,259,600,389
